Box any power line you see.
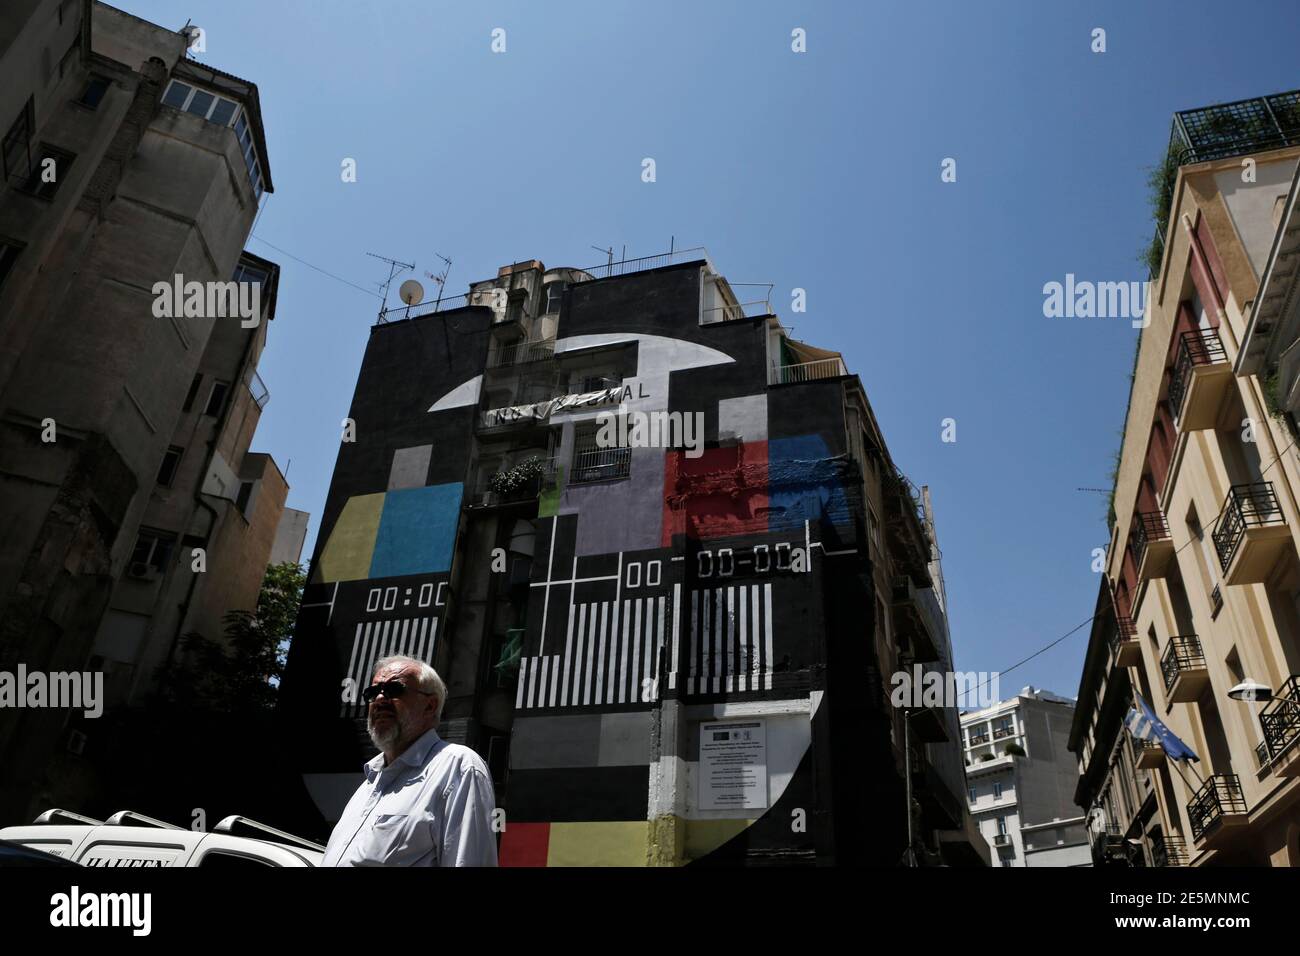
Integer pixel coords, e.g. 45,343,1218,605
249,233,381,299
967,614,1097,699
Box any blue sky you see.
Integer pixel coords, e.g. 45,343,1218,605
117,0,1300,703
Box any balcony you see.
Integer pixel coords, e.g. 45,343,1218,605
1211,482,1290,585
769,356,848,386
486,337,556,369
1130,511,1173,581
992,726,1015,741
1091,825,1132,866
1130,735,1166,770
468,456,559,508
1168,329,1231,431
883,470,933,588
1168,91,1300,166
890,577,941,663
992,833,1011,849
1260,675,1300,775
1151,833,1187,867
969,733,990,746
1160,635,1209,703
1110,615,1143,668
1188,774,1248,845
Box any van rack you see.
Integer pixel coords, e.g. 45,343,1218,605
30,807,324,852
214,815,326,853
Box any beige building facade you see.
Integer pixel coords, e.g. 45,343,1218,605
1076,90,1300,867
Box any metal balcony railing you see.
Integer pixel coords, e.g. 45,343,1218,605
573,247,710,281
993,833,1010,848
993,727,1015,740
486,338,556,369
1211,482,1285,572
702,299,772,322
969,733,989,745
378,292,473,322
1130,510,1170,567
769,357,848,386
472,456,559,500
1260,675,1300,761
1171,91,1300,165
1188,775,1247,842
1160,635,1205,694
1210,583,1223,617
1168,329,1227,417
1151,834,1186,867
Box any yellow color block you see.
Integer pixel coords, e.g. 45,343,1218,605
684,818,754,861
315,493,385,583
547,822,649,867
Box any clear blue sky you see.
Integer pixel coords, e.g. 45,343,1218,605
116,0,1300,703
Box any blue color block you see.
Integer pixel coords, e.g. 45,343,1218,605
369,482,464,578
766,435,851,532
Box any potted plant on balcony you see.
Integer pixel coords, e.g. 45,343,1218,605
1003,742,1026,758
489,456,546,501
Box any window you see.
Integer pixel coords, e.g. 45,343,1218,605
77,75,111,110
156,446,183,487
1001,858,1013,867
203,380,230,417
571,419,630,484
182,373,203,412
129,530,175,574
161,80,192,109
21,144,75,199
0,238,24,293
993,782,1003,800
996,816,1007,835
543,281,565,314
968,787,976,803
2,97,34,183
235,480,254,515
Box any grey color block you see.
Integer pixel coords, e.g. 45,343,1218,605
598,711,652,766
718,393,767,442
508,715,602,769
388,444,433,490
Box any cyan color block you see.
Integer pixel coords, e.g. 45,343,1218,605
369,482,463,578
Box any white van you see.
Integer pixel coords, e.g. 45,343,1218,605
0,809,324,867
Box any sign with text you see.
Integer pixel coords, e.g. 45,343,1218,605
699,720,768,811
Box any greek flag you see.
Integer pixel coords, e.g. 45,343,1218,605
1124,693,1199,763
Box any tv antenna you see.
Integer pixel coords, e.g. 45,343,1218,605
367,252,414,322
424,253,452,310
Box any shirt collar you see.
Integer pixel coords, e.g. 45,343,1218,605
363,725,444,780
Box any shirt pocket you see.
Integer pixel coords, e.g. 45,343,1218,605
356,812,431,866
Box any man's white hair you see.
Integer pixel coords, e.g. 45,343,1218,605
374,655,446,722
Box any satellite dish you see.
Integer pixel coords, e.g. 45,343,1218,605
399,279,425,305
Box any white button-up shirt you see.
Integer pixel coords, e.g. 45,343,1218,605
321,727,498,867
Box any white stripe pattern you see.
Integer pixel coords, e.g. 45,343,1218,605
341,616,439,716
684,582,773,694
517,595,668,710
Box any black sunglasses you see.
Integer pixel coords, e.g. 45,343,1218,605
361,679,435,704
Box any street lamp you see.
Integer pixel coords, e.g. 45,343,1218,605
1227,679,1273,702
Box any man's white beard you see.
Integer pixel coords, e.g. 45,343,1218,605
368,709,408,751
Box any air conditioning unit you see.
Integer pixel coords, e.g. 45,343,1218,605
127,562,157,580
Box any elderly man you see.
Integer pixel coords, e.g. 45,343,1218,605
321,655,498,866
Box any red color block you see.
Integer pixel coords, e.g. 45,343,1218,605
499,822,550,867
661,441,769,546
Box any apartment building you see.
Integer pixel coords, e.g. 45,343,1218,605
962,688,1090,867
1074,88,1300,867
279,249,989,865
0,2,298,823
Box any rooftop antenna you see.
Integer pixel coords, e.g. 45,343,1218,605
425,253,452,310
366,252,414,323
179,19,200,58
591,245,613,277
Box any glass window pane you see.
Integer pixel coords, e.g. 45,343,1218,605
234,113,247,137
185,89,215,118
162,81,191,109
209,98,237,126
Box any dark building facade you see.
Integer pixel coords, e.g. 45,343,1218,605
281,251,986,865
